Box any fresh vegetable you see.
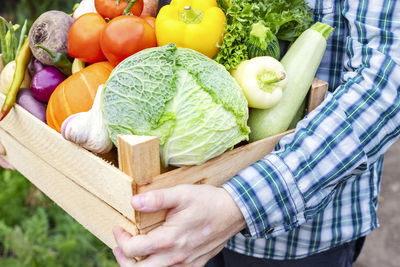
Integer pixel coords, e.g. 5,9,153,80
215,0,313,70
30,61,66,103
102,44,250,167
216,0,231,11
0,20,19,65
232,56,287,109
15,20,29,56
100,15,156,66
72,58,86,74
46,61,113,132
288,100,306,130
247,22,280,60
156,0,226,58
27,57,40,77
0,17,28,66
248,22,334,141
0,18,19,66
16,88,47,122
140,0,158,17
142,16,155,29
62,85,113,154
73,0,98,19
95,0,144,19
68,13,107,64
0,61,31,95
28,11,73,66
35,44,72,76
0,38,32,121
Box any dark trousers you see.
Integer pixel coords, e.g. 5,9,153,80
205,237,366,267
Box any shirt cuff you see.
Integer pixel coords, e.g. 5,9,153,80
222,153,306,239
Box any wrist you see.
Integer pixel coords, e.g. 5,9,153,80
219,187,247,233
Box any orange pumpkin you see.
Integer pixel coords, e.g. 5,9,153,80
46,62,114,132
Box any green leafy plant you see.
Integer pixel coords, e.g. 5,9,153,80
0,0,76,28
0,169,118,267
215,0,314,70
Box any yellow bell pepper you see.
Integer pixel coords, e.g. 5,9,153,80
155,0,226,58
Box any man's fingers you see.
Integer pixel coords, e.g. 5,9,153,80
0,157,15,170
131,186,184,212
113,247,137,267
130,250,189,267
114,226,177,258
0,142,15,170
113,227,134,246
113,227,150,258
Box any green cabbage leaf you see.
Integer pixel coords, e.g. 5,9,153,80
102,44,250,167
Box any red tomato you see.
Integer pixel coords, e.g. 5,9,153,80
142,16,155,30
100,15,157,66
68,13,107,63
95,0,144,19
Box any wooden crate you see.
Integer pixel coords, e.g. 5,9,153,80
0,58,328,249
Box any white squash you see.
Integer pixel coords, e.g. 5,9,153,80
248,22,334,141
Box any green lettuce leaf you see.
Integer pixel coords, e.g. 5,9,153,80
215,0,313,70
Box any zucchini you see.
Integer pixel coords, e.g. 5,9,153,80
248,22,334,141
247,21,280,60
216,0,231,12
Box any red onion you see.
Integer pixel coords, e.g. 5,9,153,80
30,65,66,103
16,88,47,122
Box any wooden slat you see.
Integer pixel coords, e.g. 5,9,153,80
0,127,138,249
0,94,136,222
118,135,161,227
138,130,291,194
308,78,329,113
118,135,160,185
134,130,292,229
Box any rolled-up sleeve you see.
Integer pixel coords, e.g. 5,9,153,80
223,0,400,239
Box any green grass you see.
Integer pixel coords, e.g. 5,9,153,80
0,168,118,267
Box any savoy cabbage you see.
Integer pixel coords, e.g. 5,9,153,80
102,44,250,167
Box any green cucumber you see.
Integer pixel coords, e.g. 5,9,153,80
248,22,334,141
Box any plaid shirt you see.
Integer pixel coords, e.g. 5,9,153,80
223,0,400,260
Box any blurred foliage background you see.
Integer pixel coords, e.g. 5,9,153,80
0,170,118,267
0,0,118,266
0,0,75,26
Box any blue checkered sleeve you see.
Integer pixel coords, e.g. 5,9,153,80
223,0,400,239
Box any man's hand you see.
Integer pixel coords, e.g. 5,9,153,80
113,184,246,267
0,142,15,170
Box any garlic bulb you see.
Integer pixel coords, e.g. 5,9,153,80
73,0,97,20
61,85,113,154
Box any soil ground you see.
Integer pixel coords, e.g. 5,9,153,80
354,140,400,267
